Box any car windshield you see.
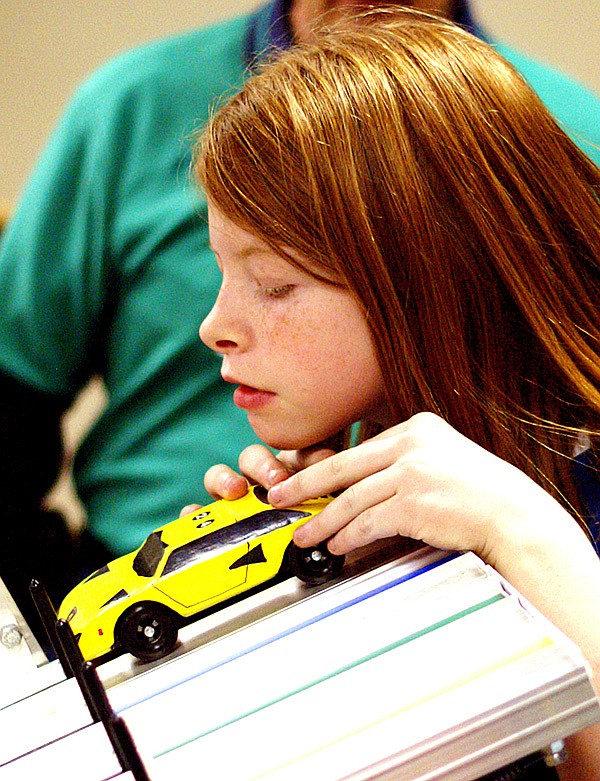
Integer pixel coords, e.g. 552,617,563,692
132,531,167,577
162,508,310,577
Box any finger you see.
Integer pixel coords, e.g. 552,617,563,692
327,493,411,555
203,463,249,500
363,412,450,448
292,465,398,548
274,430,345,473
238,444,295,489
275,446,337,473
269,435,398,507
180,503,202,517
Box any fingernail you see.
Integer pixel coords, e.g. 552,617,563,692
294,524,309,544
224,477,239,496
268,483,282,504
266,468,284,488
327,538,340,555
180,504,200,517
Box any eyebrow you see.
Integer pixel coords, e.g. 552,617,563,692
209,242,279,263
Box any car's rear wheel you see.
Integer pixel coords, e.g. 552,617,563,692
289,542,345,585
116,602,179,662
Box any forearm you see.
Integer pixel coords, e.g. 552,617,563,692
489,489,600,676
487,494,600,779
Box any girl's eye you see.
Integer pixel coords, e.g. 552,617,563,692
260,284,295,299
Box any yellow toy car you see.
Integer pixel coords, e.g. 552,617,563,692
58,486,341,662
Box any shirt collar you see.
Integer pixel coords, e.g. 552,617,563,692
245,0,293,66
246,0,484,65
453,0,482,37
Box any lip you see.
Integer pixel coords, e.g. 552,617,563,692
232,384,276,410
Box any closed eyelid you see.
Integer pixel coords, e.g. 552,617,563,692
259,283,296,299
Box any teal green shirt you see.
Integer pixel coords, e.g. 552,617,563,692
0,5,599,555
0,15,259,553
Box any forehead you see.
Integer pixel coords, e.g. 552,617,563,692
208,203,265,253
208,204,306,278
207,201,344,285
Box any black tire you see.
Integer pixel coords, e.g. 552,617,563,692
116,602,179,662
289,542,345,585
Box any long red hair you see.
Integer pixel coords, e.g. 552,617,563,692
196,9,600,529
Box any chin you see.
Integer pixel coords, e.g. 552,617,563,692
255,431,320,452
249,418,340,452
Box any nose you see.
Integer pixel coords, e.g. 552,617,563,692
199,290,247,355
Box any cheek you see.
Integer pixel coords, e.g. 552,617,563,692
271,299,384,406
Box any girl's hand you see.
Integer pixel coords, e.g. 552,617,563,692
203,440,340,500
265,413,586,576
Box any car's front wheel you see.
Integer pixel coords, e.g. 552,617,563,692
289,542,345,585
116,602,179,662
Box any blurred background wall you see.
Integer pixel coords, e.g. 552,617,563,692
2,0,599,212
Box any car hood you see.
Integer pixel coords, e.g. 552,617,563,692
58,551,147,628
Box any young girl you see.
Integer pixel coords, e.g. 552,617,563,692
194,9,600,776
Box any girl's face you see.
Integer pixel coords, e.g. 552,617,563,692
200,205,388,450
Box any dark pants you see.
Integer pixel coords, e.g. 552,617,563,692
2,511,112,658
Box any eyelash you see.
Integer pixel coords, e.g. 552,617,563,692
260,284,295,299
